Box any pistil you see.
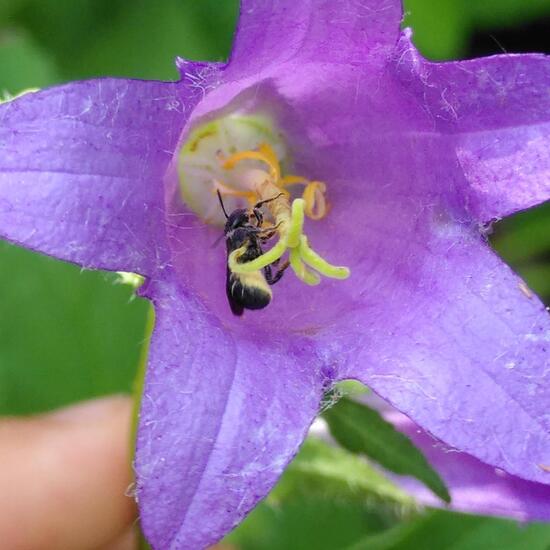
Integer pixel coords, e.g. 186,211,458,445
221,144,349,285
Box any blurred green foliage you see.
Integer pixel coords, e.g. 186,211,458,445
1,0,549,548
1,0,238,85
324,397,450,503
404,0,550,60
231,501,550,550
0,29,57,90
492,202,550,299
270,437,414,507
229,432,550,549
0,242,148,414
347,509,550,550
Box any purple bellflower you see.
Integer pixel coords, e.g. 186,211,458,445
1,1,549,548
382,410,550,521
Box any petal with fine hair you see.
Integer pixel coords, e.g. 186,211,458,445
228,0,403,76
0,75,213,276
394,32,550,221
386,410,550,521
135,273,326,550
336,224,550,484
163,17,550,491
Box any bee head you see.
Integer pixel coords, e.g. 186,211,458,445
224,209,250,233
251,207,264,226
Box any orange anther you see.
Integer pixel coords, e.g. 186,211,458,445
303,181,327,220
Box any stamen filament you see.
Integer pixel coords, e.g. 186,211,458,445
223,143,280,181
218,139,349,286
212,180,256,204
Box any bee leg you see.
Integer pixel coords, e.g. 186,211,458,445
264,260,290,286
259,221,283,241
263,263,273,282
259,230,276,242
252,208,263,226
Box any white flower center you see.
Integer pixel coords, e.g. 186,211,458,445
178,114,288,226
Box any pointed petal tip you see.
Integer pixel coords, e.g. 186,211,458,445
135,274,325,549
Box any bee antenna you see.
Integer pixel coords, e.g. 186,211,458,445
216,189,230,219
254,192,284,209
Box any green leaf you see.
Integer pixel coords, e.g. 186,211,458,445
0,243,148,414
403,0,550,61
228,496,393,550
347,509,550,550
272,438,415,509
491,202,550,265
70,0,234,80
0,0,28,21
226,434,416,549
516,262,550,301
225,437,415,549
402,0,470,60
323,397,451,503
12,0,238,81
0,28,58,91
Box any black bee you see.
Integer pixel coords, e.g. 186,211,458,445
217,191,289,316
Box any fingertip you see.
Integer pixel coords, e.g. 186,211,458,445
0,395,136,550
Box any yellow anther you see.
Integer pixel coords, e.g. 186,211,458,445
280,175,328,220
222,143,328,220
220,139,349,286
258,143,281,181
279,175,308,187
303,181,327,220
229,197,350,284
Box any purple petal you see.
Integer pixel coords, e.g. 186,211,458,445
394,31,550,221
178,27,550,489
337,227,550,485
228,0,403,76
0,76,210,275
135,272,326,550
386,410,550,521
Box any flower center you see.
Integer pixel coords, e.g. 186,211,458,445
178,114,350,286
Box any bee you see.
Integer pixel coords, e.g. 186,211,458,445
217,191,289,316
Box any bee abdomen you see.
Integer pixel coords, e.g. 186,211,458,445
228,271,272,311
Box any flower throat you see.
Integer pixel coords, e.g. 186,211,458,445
178,114,350,309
